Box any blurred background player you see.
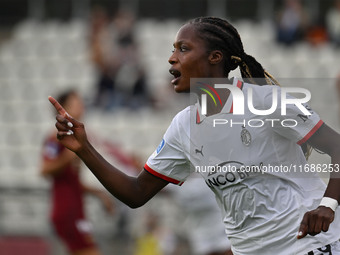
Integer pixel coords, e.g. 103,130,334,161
336,72,340,122
326,0,340,47
40,89,115,255
170,174,232,255
134,212,164,255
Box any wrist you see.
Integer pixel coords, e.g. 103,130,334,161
76,140,92,157
319,197,339,212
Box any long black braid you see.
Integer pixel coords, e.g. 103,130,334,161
188,17,279,86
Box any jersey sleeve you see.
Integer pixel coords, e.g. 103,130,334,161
144,113,190,186
42,137,64,160
264,86,323,144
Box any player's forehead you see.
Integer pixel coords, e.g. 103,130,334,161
173,23,202,46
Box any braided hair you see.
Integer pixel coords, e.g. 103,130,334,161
188,17,279,86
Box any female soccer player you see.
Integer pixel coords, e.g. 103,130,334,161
41,90,114,255
48,17,340,254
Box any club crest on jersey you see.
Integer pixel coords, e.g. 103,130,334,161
240,125,251,146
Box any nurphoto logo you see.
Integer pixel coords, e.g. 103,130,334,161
191,78,313,128
200,84,311,116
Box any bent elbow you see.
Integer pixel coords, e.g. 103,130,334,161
126,200,147,209
123,195,149,209
127,203,140,209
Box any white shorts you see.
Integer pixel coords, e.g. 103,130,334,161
305,240,340,255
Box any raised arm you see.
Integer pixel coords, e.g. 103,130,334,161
48,96,169,208
297,123,340,239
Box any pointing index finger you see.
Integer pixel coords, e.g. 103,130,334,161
297,214,309,239
48,96,69,117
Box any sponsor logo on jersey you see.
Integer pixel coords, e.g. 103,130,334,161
197,161,263,189
195,145,204,156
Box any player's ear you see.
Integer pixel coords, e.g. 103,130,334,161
209,50,223,65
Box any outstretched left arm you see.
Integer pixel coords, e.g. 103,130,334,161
298,123,340,239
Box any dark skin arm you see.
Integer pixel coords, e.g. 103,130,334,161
76,140,168,208
297,123,340,239
48,96,169,208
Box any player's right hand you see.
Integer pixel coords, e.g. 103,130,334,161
297,206,334,239
48,96,88,153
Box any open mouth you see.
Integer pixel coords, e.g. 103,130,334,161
169,69,181,85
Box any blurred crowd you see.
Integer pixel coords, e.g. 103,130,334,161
77,0,340,112
276,0,340,47
89,7,153,111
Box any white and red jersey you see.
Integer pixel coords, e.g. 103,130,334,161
145,77,340,255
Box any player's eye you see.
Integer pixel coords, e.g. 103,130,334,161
180,46,188,52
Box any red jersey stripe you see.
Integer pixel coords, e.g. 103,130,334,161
297,120,324,145
144,164,183,185
230,80,243,113
196,109,201,124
